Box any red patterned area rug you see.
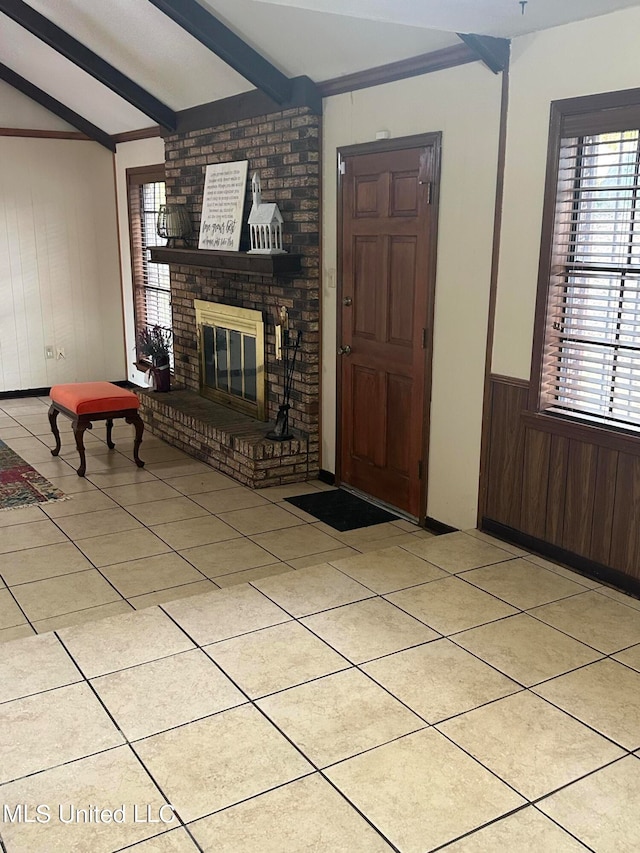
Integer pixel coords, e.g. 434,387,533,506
0,439,69,511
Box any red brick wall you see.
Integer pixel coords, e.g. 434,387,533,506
163,105,320,474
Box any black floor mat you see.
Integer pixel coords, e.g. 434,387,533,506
285,489,400,531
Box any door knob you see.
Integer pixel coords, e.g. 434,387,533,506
342,297,352,306
337,345,352,355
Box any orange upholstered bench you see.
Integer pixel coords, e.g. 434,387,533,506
48,382,144,477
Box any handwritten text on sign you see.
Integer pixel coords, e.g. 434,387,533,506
198,160,248,251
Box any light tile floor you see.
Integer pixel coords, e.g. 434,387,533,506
1,395,419,638
1,395,640,851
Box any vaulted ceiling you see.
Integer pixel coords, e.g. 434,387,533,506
1,0,639,140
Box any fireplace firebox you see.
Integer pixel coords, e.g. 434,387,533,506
194,299,266,420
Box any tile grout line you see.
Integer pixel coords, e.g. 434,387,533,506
0,583,38,639
524,686,639,754
523,605,631,655
168,581,640,796
313,770,404,853
2,399,640,850
1,612,640,832
6,579,633,765
2,464,229,621
426,802,534,853
148,603,408,851
3,437,370,620
114,822,205,853
10,505,134,625
3,506,640,674
529,804,599,853
0,742,128,788
161,607,408,759
530,751,634,808
155,588,567,812
1,424,163,626
130,606,334,823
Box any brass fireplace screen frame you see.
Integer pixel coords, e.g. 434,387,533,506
194,299,266,420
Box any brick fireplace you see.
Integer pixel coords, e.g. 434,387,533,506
138,104,321,488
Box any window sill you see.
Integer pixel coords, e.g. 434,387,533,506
522,409,640,456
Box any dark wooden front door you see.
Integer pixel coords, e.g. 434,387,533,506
338,138,439,518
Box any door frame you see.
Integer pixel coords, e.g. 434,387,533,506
335,132,442,524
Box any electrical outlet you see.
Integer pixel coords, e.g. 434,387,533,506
56,348,66,360
45,346,54,359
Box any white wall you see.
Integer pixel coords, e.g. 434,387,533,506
114,136,165,387
0,81,75,131
493,6,640,379
322,62,503,529
0,137,125,391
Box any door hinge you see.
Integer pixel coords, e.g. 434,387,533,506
338,156,346,175
418,460,424,479
421,328,427,349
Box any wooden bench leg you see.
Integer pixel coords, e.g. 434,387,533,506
72,416,91,477
48,388,143,477
48,405,61,457
126,411,145,468
106,418,115,449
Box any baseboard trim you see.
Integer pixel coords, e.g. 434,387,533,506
424,516,458,535
0,381,131,401
0,387,50,400
482,517,640,597
317,469,336,486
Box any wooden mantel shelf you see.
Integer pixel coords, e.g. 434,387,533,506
149,246,302,276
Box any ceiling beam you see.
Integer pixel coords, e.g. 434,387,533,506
148,0,293,104
456,33,510,74
0,63,115,151
111,126,162,143
319,43,478,98
0,0,176,129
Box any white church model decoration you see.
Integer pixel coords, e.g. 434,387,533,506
248,173,287,254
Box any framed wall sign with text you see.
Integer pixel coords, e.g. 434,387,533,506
198,160,249,251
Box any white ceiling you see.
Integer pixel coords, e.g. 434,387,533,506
2,0,640,136
251,0,640,38
204,0,456,80
0,13,152,135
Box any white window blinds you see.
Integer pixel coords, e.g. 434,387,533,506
541,128,640,429
127,167,173,366
140,181,172,329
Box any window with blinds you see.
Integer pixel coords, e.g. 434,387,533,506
539,105,640,431
126,165,173,367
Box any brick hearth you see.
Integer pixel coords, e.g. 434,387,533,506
138,105,321,487
138,389,311,487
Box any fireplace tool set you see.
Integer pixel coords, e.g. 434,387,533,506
267,307,302,441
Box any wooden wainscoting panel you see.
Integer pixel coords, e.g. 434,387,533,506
483,373,640,588
484,377,528,528
562,440,598,555
609,452,640,580
546,434,569,546
590,446,618,567
520,428,551,539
